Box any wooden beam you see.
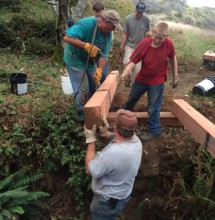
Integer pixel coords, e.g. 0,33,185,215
84,71,119,128
107,112,182,126
203,50,215,61
172,99,215,158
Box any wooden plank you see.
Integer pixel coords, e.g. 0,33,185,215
172,99,215,158
107,112,182,126
203,50,215,61
84,71,119,129
84,91,110,129
97,70,119,103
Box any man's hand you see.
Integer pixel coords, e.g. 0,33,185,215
171,76,179,89
93,68,103,84
98,118,109,137
84,125,97,144
121,69,131,87
84,43,100,58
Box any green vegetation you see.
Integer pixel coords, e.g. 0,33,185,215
0,169,49,219
1,0,215,219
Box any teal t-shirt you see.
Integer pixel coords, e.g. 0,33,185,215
64,17,112,69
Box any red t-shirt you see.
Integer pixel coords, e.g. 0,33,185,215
130,37,176,85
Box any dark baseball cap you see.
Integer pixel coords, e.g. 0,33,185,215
136,2,146,13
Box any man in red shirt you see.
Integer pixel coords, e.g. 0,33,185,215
121,22,179,141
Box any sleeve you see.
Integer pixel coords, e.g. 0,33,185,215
88,152,110,179
65,19,91,40
102,33,112,59
167,39,176,58
129,38,150,64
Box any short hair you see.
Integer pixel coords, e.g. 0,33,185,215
92,2,104,12
116,127,135,138
152,22,169,36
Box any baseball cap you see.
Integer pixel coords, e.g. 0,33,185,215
136,2,146,13
115,109,137,130
102,10,122,30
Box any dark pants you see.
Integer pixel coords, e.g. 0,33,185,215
90,194,131,220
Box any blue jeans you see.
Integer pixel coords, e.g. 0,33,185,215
90,194,131,220
100,61,108,84
66,65,96,121
124,80,164,135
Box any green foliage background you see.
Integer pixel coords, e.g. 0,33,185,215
0,0,215,219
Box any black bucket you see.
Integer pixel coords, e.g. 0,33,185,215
10,73,28,95
192,76,215,96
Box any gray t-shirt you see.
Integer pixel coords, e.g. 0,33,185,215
88,134,142,200
124,13,150,48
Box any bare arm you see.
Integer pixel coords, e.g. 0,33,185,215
120,32,128,50
97,57,108,70
125,61,136,73
63,35,85,49
85,142,96,175
169,55,178,77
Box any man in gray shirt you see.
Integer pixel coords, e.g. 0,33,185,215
119,2,150,85
84,109,142,220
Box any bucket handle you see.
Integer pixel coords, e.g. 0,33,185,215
14,68,25,78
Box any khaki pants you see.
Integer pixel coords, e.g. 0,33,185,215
123,45,141,84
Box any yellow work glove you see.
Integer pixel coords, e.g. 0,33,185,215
84,43,100,58
93,68,103,84
121,69,131,87
98,118,109,137
84,124,97,144
108,52,113,59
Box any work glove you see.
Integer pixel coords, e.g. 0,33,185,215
93,68,103,84
121,69,131,87
84,124,97,144
98,118,109,137
84,43,100,58
108,52,113,59
171,76,179,89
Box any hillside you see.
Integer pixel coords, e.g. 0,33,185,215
1,0,215,219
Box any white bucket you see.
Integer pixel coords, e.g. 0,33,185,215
61,75,73,95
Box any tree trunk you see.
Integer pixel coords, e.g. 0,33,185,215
51,0,87,65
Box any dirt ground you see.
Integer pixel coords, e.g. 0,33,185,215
45,64,215,219
108,64,215,219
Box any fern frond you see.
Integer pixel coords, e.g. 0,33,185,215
1,209,13,219
6,191,49,207
0,187,28,199
12,172,44,189
0,175,13,191
0,213,4,220
8,206,25,215
198,196,215,207
0,169,26,190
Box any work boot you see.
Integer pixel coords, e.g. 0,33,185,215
140,132,160,142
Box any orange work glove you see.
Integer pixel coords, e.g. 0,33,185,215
84,43,100,58
93,68,103,84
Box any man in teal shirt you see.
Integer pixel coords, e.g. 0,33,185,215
64,10,122,122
